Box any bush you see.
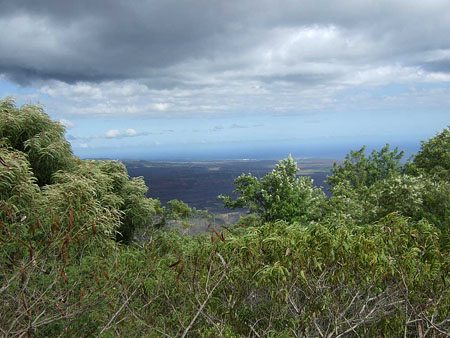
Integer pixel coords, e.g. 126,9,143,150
166,199,193,220
328,144,404,190
409,126,450,180
220,155,326,223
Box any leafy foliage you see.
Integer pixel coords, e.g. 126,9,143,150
327,135,449,235
1,98,449,337
4,211,448,336
95,160,160,243
409,126,450,180
0,97,75,186
328,144,404,190
165,199,193,219
220,155,326,223
0,98,159,243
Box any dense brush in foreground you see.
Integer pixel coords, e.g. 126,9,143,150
1,98,449,337
1,216,449,336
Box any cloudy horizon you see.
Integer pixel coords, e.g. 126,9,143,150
1,0,449,159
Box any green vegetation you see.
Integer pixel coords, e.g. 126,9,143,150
0,98,75,186
408,127,450,180
166,199,193,220
219,155,326,223
327,144,405,189
1,99,449,337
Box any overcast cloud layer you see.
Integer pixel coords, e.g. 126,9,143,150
0,0,449,158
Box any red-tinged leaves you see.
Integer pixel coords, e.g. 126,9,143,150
79,288,85,302
60,233,71,263
69,207,74,231
29,220,40,236
27,243,34,262
208,224,225,242
51,218,60,234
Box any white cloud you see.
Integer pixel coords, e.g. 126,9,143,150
105,129,121,138
3,1,450,119
125,128,137,136
59,118,74,129
151,103,169,111
103,128,141,139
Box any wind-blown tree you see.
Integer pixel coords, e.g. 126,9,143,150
365,174,449,229
0,97,75,186
96,160,160,243
326,145,405,223
327,135,449,235
220,155,325,223
406,127,450,246
0,98,159,243
0,98,161,335
409,126,450,180
328,144,405,190
0,144,119,336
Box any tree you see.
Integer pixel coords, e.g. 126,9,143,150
326,144,405,223
220,155,325,223
0,98,75,186
0,98,159,243
96,161,160,243
326,140,449,237
166,199,193,220
328,144,404,190
408,126,450,180
0,98,164,335
366,174,449,229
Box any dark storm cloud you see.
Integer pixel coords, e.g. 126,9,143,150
0,64,121,84
0,0,238,83
1,0,450,86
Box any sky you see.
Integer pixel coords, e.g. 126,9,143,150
0,0,449,160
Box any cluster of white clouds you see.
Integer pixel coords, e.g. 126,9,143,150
68,127,140,149
75,123,262,144
105,128,138,138
0,0,450,118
